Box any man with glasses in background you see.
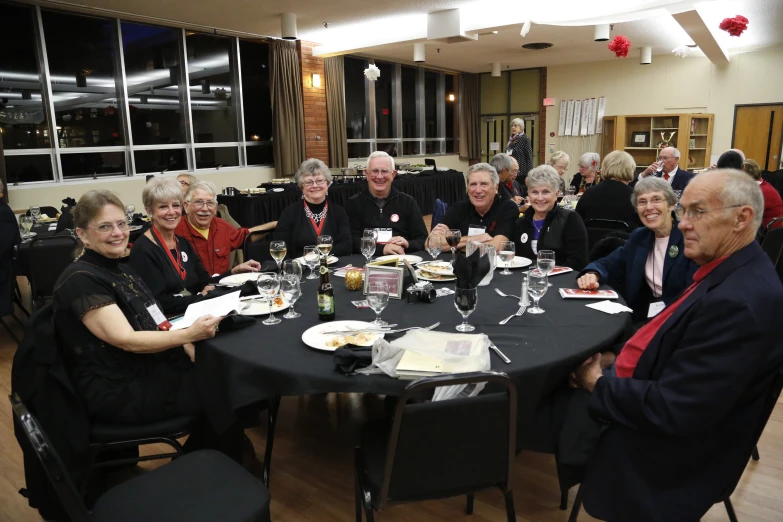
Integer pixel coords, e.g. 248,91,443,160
637,146,695,192
345,151,428,256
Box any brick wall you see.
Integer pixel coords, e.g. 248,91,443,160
539,67,547,164
297,41,329,163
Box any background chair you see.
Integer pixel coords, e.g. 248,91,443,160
26,206,60,219
583,219,630,252
28,235,80,311
588,233,629,263
11,393,271,522
354,371,517,522
244,230,275,264
760,225,783,285
430,198,448,231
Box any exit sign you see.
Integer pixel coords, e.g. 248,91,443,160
543,98,555,106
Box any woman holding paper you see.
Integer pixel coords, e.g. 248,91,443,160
129,177,260,315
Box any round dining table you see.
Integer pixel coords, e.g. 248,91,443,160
196,253,630,432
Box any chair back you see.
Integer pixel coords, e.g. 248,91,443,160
584,219,630,251
588,233,628,263
29,236,79,307
9,393,91,522
430,199,448,231
377,371,517,507
243,231,273,263
760,226,783,272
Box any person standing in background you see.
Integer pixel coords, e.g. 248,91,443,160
507,118,533,186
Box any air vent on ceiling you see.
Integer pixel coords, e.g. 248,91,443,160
522,42,553,50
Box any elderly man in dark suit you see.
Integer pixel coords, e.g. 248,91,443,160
637,146,695,192
571,169,783,522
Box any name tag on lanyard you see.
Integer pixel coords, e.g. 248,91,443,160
375,228,393,244
146,301,173,330
467,225,486,237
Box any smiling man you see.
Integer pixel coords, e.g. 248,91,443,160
638,146,694,192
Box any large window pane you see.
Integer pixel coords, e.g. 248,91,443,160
121,22,186,145
425,140,442,154
424,71,437,138
347,142,370,159
376,141,399,157
187,33,237,143
239,40,272,142
134,149,187,173
510,69,540,113
41,10,124,148
403,141,420,156
60,151,125,179
375,62,394,139
445,74,456,140
401,66,418,138
195,146,238,169
5,155,54,183
344,58,368,139
0,3,51,151
246,143,273,166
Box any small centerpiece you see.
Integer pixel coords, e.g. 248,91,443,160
345,269,363,291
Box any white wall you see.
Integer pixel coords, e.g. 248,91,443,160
544,45,783,181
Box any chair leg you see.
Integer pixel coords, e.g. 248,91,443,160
560,487,568,510
724,498,739,522
568,485,583,522
503,490,516,522
263,395,281,488
465,493,474,515
751,445,760,461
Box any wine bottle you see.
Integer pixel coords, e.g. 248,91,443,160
317,256,335,321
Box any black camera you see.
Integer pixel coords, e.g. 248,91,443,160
406,282,436,303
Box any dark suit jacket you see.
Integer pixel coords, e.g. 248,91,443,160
1,200,21,316
582,241,783,522
579,224,698,321
574,179,642,230
651,167,695,192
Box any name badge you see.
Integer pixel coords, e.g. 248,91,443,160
647,301,665,318
146,301,172,331
467,225,486,237
374,228,393,244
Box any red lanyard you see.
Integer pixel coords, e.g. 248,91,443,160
151,226,187,281
305,200,328,237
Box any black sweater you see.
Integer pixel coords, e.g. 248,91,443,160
514,205,588,270
344,187,429,256
575,179,643,230
274,199,352,258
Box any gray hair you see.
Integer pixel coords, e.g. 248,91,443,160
489,153,513,175
177,173,197,186
143,177,183,211
510,118,524,129
712,169,764,230
663,147,681,159
525,165,560,192
367,150,395,171
295,158,333,186
549,151,570,167
185,180,217,202
467,163,499,187
578,152,600,169
631,177,677,208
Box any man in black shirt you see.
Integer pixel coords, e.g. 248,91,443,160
490,153,525,203
432,163,519,251
345,151,428,256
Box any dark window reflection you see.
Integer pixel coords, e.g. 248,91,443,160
134,149,187,173
403,141,420,156
446,139,456,154
5,155,55,183
61,152,126,179
187,33,237,143
445,74,456,141
424,71,437,138
240,40,272,143
344,58,368,139
347,142,370,159
425,140,441,154
246,143,273,165
195,146,238,169
41,10,124,148
375,62,394,139
121,21,186,145
0,3,51,150
376,142,399,157
401,67,418,138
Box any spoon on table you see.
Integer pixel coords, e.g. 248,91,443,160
495,288,521,300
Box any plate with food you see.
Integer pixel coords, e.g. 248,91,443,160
301,320,385,352
414,268,456,282
238,295,288,316
219,273,260,286
38,216,58,223
374,254,423,265
416,261,454,275
295,255,338,266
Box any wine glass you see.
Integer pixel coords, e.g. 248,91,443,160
527,271,548,314
367,281,390,326
498,240,515,275
280,276,301,319
426,234,443,261
281,259,303,282
537,250,556,287
317,235,333,260
29,205,41,224
20,216,33,240
446,229,461,264
255,272,281,325
269,240,287,272
303,246,320,279
363,229,377,241
454,286,478,332
125,204,136,224
360,237,375,265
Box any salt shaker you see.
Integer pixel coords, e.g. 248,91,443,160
520,272,530,307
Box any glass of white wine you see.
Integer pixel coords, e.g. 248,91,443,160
269,240,287,272
20,216,33,241
303,246,320,279
426,234,443,261
317,235,333,260
498,240,515,275
367,281,389,326
360,237,375,265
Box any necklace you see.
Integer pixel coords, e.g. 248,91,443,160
304,201,328,223
532,219,544,234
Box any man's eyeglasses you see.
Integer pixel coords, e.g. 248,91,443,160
88,221,130,234
636,196,666,207
658,156,673,161
302,178,327,187
369,169,392,176
191,199,217,209
674,204,741,221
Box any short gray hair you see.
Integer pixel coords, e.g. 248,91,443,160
631,177,677,208
663,147,681,159
367,150,395,171
143,177,183,211
578,152,600,169
510,118,524,129
549,151,570,167
489,153,513,175
526,165,560,192
467,163,499,187
712,169,764,230
295,158,332,186
177,173,197,186
185,180,217,202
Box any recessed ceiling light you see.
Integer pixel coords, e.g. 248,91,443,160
522,42,553,50
492,30,498,34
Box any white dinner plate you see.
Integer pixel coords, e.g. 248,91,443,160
272,188,284,192
219,272,260,285
238,296,289,316
415,268,457,282
295,255,338,266
374,254,423,265
302,320,385,352
496,256,533,269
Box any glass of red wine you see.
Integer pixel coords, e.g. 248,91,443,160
446,229,461,264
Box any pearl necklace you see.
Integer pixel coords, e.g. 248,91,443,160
304,201,328,223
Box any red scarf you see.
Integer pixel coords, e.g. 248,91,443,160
151,226,187,281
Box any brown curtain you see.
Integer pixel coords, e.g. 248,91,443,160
459,73,480,162
270,40,306,177
324,56,348,168
0,136,7,204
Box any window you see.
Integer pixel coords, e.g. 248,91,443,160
344,57,368,139
60,151,125,179
445,74,457,153
374,62,394,139
401,66,418,139
5,154,54,184
239,40,272,165
134,149,187,174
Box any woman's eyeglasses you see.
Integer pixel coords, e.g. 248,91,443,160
302,178,327,187
88,221,130,234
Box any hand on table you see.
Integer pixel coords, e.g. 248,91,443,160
512,196,525,205
570,354,603,392
467,233,494,244
387,236,409,249
430,224,449,236
232,259,261,274
577,272,600,290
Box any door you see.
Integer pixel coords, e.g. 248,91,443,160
733,105,783,171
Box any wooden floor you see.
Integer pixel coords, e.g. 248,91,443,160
2,268,783,521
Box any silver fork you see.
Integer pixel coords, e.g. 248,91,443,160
384,322,440,335
495,288,521,300
499,306,526,325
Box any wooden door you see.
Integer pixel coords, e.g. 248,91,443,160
733,105,783,171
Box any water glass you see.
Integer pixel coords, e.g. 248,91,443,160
270,240,287,271
498,240,515,275
363,229,377,241
317,235,333,258
29,205,41,224
367,281,389,326
281,259,303,281
454,286,478,332
125,204,136,224
466,241,495,286
280,276,301,319
527,271,548,314
303,246,320,279
361,237,375,264
255,272,281,325
426,234,443,260
537,250,555,286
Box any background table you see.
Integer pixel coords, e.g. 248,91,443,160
197,254,630,431
217,170,466,227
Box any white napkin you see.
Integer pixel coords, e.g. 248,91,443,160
586,300,633,315
48,224,57,231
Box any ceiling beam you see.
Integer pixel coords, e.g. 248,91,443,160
671,9,729,65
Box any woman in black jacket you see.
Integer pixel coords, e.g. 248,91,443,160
514,165,588,270
575,150,643,229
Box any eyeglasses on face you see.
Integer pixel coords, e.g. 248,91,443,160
636,196,667,207
88,221,130,234
658,156,673,161
369,169,392,176
674,204,741,221
302,178,327,187
191,199,217,209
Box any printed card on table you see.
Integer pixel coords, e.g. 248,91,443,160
559,288,619,299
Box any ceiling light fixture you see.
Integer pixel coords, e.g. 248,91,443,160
414,42,425,63
281,13,297,40
594,24,610,42
521,42,553,50
640,46,652,65
491,62,501,77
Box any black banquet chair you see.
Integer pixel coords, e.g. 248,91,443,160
354,371,518,522
584,219,631,251
10,393,272,522
28,235,80,311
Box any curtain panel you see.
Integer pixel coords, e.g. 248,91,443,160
459,73,480,162
270,40,306,177
324,56,348,168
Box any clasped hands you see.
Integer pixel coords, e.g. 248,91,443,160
382,236,409,255
431,224,493,249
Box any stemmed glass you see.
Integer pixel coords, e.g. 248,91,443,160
527,271,548,314
498,240,515,275
303,246,320,279
269,240,287,272
363,229,377,241
454,286,478,332
255,272,281,325
367,281,390,326
280,276,301,319
446,229,461,264
317,235,333,260
426,234,443,261
125,204,136,224
537,250,555,287
29,205,41,225
361,237,375,265
281,259,303,281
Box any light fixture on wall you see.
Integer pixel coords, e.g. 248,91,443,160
448,93,455,102
312,73,321,88
640,46,652,65
491,62,501,77
414,43,425,63
281,13,297,40
594,24,610,42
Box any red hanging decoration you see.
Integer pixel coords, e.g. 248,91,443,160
608,35,631,58
719,15,749,37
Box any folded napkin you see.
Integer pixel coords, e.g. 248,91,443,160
586,300,633,314
452,249,490,289
61,197,77,208
333,346,373,374
217,314,256,332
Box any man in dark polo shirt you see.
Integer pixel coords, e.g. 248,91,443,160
431,163,518,252
490,153,525,204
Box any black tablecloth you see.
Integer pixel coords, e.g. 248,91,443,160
196,253,630,432
217,170,467,227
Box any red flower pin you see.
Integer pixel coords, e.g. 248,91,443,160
719,15,749,37
608,35,631,58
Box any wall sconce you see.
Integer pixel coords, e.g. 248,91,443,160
448,93,456,102
312,73,321,88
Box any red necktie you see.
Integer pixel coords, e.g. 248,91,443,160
664,172,670,181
